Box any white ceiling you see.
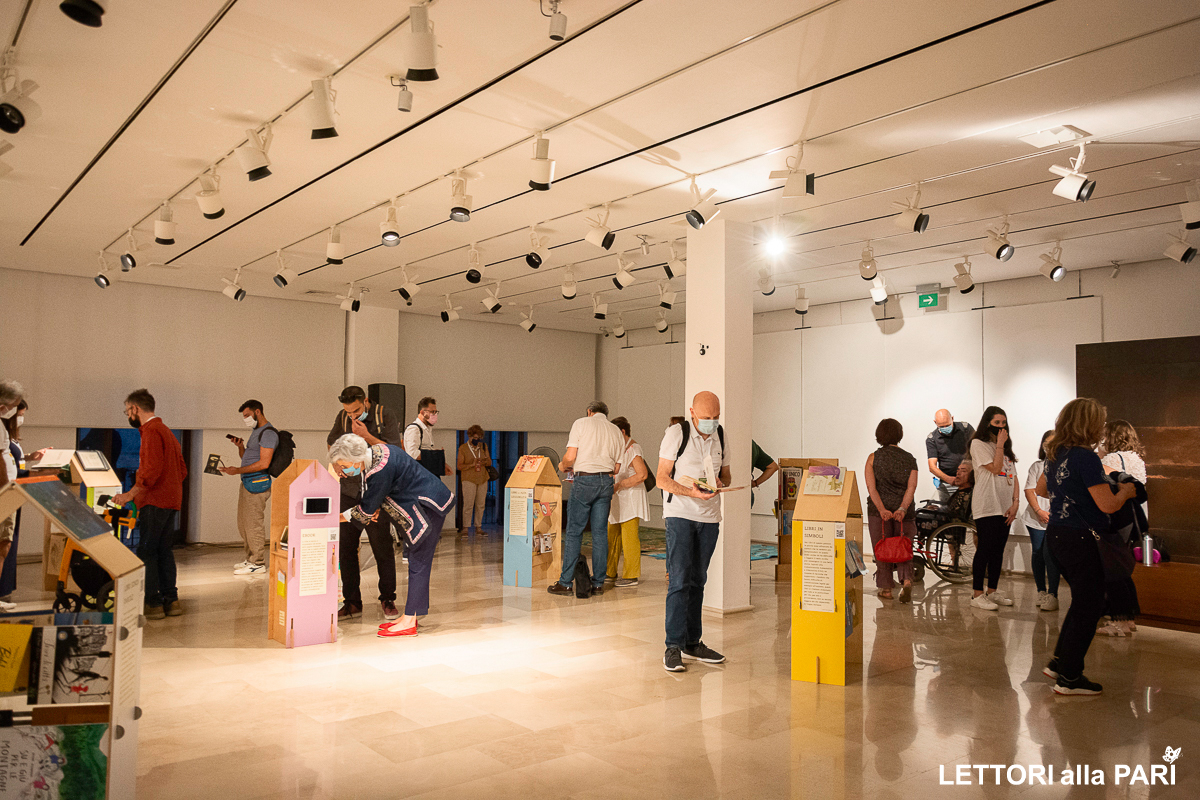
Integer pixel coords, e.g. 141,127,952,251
2,0,1199,333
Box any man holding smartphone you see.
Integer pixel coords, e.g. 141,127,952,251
219,400,277,574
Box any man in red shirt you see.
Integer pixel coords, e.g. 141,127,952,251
114,389,187,620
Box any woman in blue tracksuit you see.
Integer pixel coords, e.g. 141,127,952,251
328,434,454,638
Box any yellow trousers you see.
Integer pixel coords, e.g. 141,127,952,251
606,518,641,580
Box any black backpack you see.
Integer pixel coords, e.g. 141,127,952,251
573,555,593,598
264,425,295,477
665,420,724,503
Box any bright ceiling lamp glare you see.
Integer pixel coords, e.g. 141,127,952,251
272,250,298,288
892,184,930,233
546,0,568,40
153,203,176,245
584,204,615,250
768,141,815,198
561,266,578,299
655,311,669,334
380,202,402,247
658,282,676,310
405,5,439,82
396,268,420,305
337,284,363,313
529,134,555,191
481,282,503,314
519,307,537,333
389,76,414,112
794,287,809,315
325,226,345,265
526,227,550,268
60,0,106,27
765,236,787,258
612,256,636,290
195,171,224,219
94,252,113,288
234,126,273,181
684,176,720,230
1038,243,1065,282
449,172,472,222
1048,141,1096,202
985,221,1015,261
613,315,625,339
307,77,338,139
0,78,41,135
440,295,461,323
953,258,975,295
858,243,878,280
665,241,686,278
222,269,247,303
119,229,139,271
756,268,775,296
465,244,483,284
1164,233,1197,264
591,294,608,321
870,277,889,306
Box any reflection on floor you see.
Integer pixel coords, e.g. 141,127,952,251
17,529,1200,798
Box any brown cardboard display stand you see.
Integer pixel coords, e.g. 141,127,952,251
41,452,122,591
502,455,563,588
774,458,838,582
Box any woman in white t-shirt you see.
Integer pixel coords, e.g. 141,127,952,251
1023,431,1060,612
605,417,649,588
1098,419,1148,636
969,406,1020,610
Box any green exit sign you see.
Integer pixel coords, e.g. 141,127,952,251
918,292,939,308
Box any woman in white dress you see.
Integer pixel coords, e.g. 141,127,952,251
605,416,649,588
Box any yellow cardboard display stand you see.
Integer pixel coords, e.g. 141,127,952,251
791,468,864,685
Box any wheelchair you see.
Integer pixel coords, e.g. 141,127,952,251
911,500,977,584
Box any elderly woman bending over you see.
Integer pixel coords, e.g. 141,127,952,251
329,433,455,638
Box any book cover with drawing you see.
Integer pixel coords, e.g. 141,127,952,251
0,723,108,799
27,626,114,706
0,623,33,692
803,466,846,496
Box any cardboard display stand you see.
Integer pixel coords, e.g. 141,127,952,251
791,468,863,686
774,458,838,582
502,455,562,588
0,477,144,800
267,460,340,648
41,451,123,591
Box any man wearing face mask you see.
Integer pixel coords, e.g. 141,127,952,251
404,397,453,479
0,380,26,562
927,409,975,504
219,400,277,574
113,389,188,620
328,386,403,621
655,391,732,673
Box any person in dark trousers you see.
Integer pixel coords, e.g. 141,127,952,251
327,386,403,621
927,409,975,504
968,406,1020,611
1037,398,1136,696
114,389,187,620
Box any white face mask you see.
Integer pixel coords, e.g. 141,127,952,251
243,415,257,428
0,406,16,420
15,416,24,427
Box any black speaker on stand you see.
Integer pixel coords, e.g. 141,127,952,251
368,383,406,422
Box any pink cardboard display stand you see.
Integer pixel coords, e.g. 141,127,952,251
277,462,340,647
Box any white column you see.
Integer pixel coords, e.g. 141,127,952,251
685,219,754,615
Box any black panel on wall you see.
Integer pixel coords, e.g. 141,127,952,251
369,383,406,423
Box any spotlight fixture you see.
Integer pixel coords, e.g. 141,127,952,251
684,176,720,230
658,282,676,310
337,283,363,312
584,204,615,250
756,268,775,296
307,77,338,139
449,172,472,222
519,306,537,333
953,258,975,294
1164,233,1197,264
561,266,578,299
768,141,815,197
389,76,414,112
234,126,272,181
152,203,176,245
60,0,106,27
655,311,669,333
1110,260,1121,279
612,256,636,289
195,171,224,219
272,250,298,288
858,243,878,281
94,251,113,288
665,242,686,278
380,201,402,247
1182,201,1200,231
892,184,930,233
985,221,1015,261
465,244,483,283
870,277,889,306
794,287,809,315
325,226,345,265
405,5,439,82
120,229,139,271
1038,243,1065,282
0,140,11,179
547,0,567,40
526,227,550,268
440,295,461,323
0,79,41,135
613,314,625,339
396,268,421,305
222,269,247,302
636,235,653,257
529,134,555,191
591,294,608,320
1048,141,1095,202
482,282,502,313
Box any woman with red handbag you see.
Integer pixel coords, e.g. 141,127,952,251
865,418,919,603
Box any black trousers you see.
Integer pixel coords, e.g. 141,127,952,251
339,491,397,605
137,505,178,607
1048,525,1106,679
972,514,1010,591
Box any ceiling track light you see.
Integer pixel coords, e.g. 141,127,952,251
1181,183,1200,230
482,281,503,313
891,183,930,233
612,256,636,289
526,227,550,268
406,5,439,82
440,294,461,323
613,313,626,339
337,283,363,313
380,201,402,247
529,134,555,191
768,141,815,198
465,244,483,283
235,126,272,181
396,268,421,305
684,176,720,229
561,266,577,299
591,293,608,320
1164,233,1197,265
222,268,247,302
94,251,113,288
953,258,975,294
308,76,338,139
0,70,41,136
1039,243,1065,282
756,268,775,296
273,249,298,288
60,0,106,27
195,171,224,219
585,204,615,250
326,225,345,264
665,241,686,278
449,172,472,222
985,220,1014,261
655,311,669,333
658,281,676,310
794,287,809,315
636,235,652,257
520,306,537,333
1049,141,1095,202
1110,260,1121,279
546,0,568,41
388,75,414,112
858,242,878,280
153,202,176,245
870,277,889,306
120,229,139,271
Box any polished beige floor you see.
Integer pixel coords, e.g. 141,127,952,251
20,530,1199,799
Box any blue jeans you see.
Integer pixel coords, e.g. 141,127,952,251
559,474,613,588
1028,526,1061,595
664,517,720,648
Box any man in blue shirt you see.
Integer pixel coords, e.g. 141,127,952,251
926,409,975,503
220,400,277,574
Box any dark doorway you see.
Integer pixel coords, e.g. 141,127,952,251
454,430,526,530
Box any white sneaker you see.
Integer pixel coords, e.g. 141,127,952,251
1036,591,1049,608
1041,594,1059,612
234,563,265,575
233,560,250,572
987,591,1014,606
971,594,999,611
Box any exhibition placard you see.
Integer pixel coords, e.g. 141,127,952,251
801,521,837,613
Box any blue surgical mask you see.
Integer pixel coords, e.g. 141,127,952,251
696,418,719,435
341,466,362,477
356,411,368,422
938,425,953,435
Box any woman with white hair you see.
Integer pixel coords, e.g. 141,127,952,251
328,433,454,637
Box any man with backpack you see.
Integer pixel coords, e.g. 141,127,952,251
655,391,732,673
220,399,278,575
328,386,404,621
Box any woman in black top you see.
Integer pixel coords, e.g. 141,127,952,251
864,419,919,603
1037,398,1137,696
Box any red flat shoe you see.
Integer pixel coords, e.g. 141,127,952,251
377,621,418,637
